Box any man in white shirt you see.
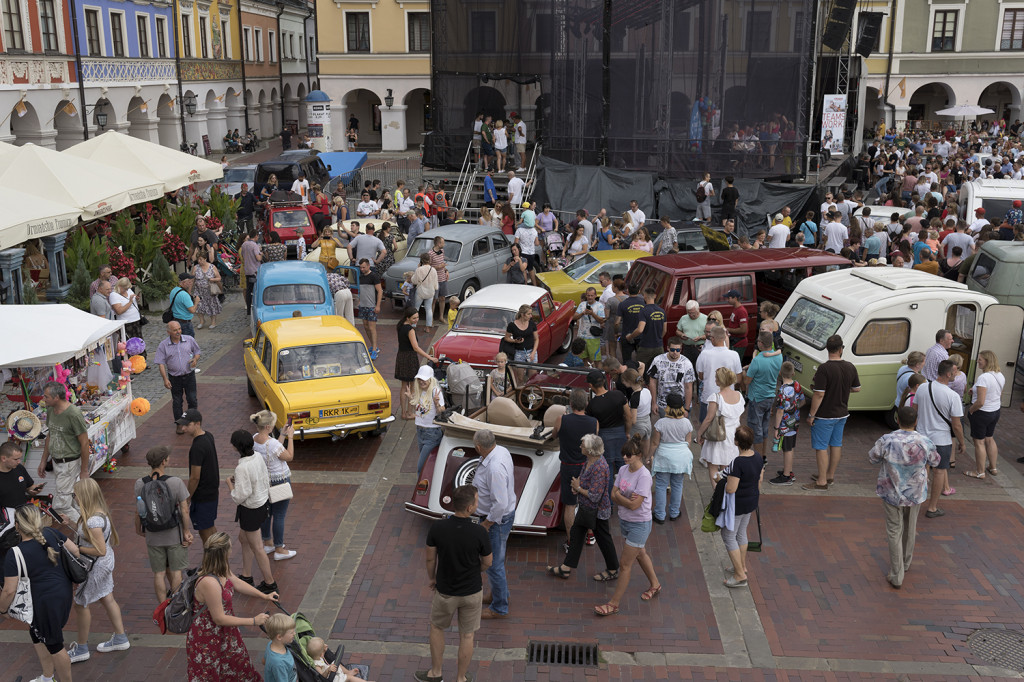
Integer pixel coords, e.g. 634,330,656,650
915,359,965,519
933,139,951,158
767,214,789,248
968,207,990,234
506,171,526,208
512,112,527,171
472,112,484,169
694,326,743,423
627,200,646,231
695,172,714,222
598,271,614,305
348,225,386,266
290,172,310,205
513,221,540,285
822,212,849,253
356,191,379,218
941,221,974,259
576,210,594,243
820,192,835,219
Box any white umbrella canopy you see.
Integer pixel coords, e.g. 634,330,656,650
0,143,164,220
0,188,81,249
0,305,123,367
935,104,995,117
64,130,224,194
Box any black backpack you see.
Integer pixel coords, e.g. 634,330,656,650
139,474,180,533
695,183,707,203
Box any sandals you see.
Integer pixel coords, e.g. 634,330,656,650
963,470,985,479
641,585,662,601
594,603,619,616
546,565,571,579
723,576,748,588
593,569,619,582
942,487,957,496
987,467,999,476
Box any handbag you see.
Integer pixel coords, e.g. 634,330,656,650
700,503,720,533
268,480,293,504
704,394,728,442
7,547,33,623
209,280,223,296
162,289,185,324
45,527,90,584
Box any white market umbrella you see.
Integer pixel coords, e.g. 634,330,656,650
64,130,223,194
0,188,81,249
0,143,164,220
0,305,123,367
935,104,995,117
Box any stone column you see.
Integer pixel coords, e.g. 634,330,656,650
41,233,71,300
184,108,208,153
260,103,274,141
206,107,229,153
284,97,300,129
0,247,26,304
128,117,160,143
15,129,58,150
891,105,911,132
157,115,182,150
331,103,348,151
380,104,407,152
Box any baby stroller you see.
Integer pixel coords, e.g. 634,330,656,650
277,608,369,682
543,230,566,270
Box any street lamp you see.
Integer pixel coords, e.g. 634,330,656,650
384,88,394,110
96,110,108,130
184,94,198,116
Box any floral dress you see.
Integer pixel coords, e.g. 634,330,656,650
186,577,262,682
375,229,397,277
194,263,222,316
74,515,114,606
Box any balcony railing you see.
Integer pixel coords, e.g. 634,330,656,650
81,57,176,84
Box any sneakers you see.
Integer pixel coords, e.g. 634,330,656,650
769,472,795,486
238,574,255,586
370,348,380,360
585,531,596,546
257,580,279,594
97,633,130,652
263,545,275,554
413,671,444,682
274,549,297,561
67,641,90,663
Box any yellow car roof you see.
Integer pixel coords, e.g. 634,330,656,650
588,249,650,262
260,315,363,346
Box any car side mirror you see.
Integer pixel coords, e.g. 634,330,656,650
243,339,253,348
327,165,332,171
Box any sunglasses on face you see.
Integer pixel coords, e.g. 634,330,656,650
668,347,682,353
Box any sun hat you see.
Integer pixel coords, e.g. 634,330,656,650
7,410,42,441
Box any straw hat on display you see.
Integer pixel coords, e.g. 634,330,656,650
7,410,42,441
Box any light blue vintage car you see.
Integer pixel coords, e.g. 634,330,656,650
250,261,334,338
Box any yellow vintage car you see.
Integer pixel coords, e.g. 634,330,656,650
536,249,650,303
244,315,394,440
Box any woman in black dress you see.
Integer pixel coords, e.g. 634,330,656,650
0,505,78,682
396,306,437,420
375,222,397,278
502,304,539,384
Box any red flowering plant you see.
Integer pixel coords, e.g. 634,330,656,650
160,233,187,263
106,245,136,281
204,215,224,233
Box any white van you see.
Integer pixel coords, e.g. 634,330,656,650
778,268,1022,419
959,179,1024,222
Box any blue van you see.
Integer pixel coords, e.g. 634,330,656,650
251,261,334,338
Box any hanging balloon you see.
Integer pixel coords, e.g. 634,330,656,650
130,397,151,416
128,355,147,374
125,337,146,356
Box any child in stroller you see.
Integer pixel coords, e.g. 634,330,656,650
543,230,566,270
273,609,372,682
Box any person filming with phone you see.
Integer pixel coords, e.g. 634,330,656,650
501,304,539,384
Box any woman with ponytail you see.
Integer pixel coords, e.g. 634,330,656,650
594,434,661,616
226,429,276,596
251,410,297,561
0,504,79,682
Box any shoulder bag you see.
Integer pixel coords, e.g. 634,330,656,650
45,527,90,585
704,393,728,442
162,288,185,324
261,441,294,504
6,547,33,623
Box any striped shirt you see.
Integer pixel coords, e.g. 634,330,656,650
429,248,449,283
922,342,948,381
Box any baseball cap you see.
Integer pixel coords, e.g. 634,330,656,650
773,213,784,223
725,289,742,299
178,272,194,281
586,369,605,386
176,408,203,425
415,365,434,382
976,207,986,215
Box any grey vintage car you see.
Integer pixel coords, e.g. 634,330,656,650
384,225,513,306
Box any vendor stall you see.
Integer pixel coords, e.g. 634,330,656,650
0,305,140,477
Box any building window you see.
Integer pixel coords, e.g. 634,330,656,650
243,26,250,60
254,28,262,61
746,11,771,51
289,33,295,58
269,30,276,62
408,12,429,52
137,15,149,57
2,0,24,51
199,16,209,58
156,16,167,58
181,14,192,57
346,12,369,52
308,35,314,60
931,10,957,52
673,8,690,51
39,0,58,51
1001,9,1024,50
220,19,229,58
793,11,805,52
111,12,125,56
85,9,101,56
470,11,495,52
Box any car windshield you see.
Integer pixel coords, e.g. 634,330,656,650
969,252,997,289
272,209,311,229
781,297,845,350
223,168,255,183
453,307,515,334
980,199,1016,220
407,237,463,263
562,254,598,280
277,342,373,382
262,284,325,306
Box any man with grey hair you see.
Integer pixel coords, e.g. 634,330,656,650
36,381,91,523
695,326,743,423
675,300,708,367
472,429,517,619
90,279,115,320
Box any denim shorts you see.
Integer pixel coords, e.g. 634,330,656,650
619,518,652,548
746,398,774,444
810,416,847,450
934,443,952,470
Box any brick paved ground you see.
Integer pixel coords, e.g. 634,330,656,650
7,227,1024,678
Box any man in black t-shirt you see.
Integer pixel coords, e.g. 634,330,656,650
626,287,666,371
802,335,861,492
0,442,41,509
419,485,492,682
585,370,629,495
618,282,645,362
720,176,740,221
552,389,598,539
180,410,220,544
234,183,257,231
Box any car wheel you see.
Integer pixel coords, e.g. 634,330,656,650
246,379,256,397
884,405,898,430
454,458,479,487
559,322,576,353
460,279,480,299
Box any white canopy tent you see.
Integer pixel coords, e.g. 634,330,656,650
0,144,164,220
0,305,124,367
64,130,224,194
0,189,82,249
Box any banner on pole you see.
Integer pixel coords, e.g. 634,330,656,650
821,94,847,154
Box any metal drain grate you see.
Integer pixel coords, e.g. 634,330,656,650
968,629,1024,672
527,640,599,667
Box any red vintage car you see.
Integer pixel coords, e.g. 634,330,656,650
262,190,330,257
429,284,577,377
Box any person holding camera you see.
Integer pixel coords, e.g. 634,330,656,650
574,287,606,365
